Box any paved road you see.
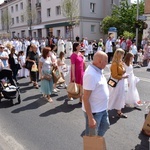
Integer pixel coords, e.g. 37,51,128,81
0,60,149,150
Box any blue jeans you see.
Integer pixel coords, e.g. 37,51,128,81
84,110,110,136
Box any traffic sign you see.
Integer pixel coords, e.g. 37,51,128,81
138,15,147,21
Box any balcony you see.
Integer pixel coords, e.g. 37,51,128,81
36,2,41,9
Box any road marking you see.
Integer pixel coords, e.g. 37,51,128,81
0,126,24,150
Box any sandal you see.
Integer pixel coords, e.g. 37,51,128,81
47,97,53,103
33,82,39,89
117,113,127,118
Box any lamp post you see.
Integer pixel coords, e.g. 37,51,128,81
136,0,139,47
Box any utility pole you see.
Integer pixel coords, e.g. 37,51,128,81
136,0,139,47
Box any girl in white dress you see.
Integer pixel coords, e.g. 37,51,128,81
124,52,142,107
57,51,68,88
18,51,29,78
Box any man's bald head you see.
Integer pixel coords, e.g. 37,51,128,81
93,51,108,69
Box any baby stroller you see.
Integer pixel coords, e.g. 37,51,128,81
0,68,21,105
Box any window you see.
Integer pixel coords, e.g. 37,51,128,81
47,8,51,17
20,2,23,9
11,6,13,13
21,30,25,38
57,30,60,37
16,4,18,11
12,18,14,25
91,25,95,32
21,15,24,22
56,6,61,15
90,3,95,13
16,17,19,23
34,32,36,38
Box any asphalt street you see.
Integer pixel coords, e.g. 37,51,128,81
0,59,149,150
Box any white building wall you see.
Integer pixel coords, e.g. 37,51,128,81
0,0,121,40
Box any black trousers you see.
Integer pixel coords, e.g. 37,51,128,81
107,52,113,63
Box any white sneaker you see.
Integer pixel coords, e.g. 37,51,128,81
56,88,60,92
70,97,74,101
64,84,67,88
53,89,58,93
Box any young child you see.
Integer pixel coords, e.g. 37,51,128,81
57,51,68,88
87,41,93,61
137,49,144,66
124,52,143,107
18,51,29,78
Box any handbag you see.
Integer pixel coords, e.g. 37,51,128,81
52,67,61,83
67,82,80,95
25,61,33,70
31,63,38,72
83,136,106,150
142,112,150,136
16,63,21,70
41,74,52,81
107,77,118,87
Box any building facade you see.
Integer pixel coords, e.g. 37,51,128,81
0,0,123,40
143,0,150,39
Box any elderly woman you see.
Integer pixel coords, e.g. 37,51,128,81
26,44,39,88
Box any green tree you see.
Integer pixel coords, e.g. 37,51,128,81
101,16,121,35
1,8,11,33
61,0,79,41
101,0,144,37
23,2,36,38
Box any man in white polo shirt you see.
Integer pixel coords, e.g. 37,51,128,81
82,51,110,136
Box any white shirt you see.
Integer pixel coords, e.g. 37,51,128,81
0,51,8,67
82,65,109,113
105,39,113,53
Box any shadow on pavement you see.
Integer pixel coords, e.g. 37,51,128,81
22,94,42,101
39,99,81,117
0,100,14,108
108,110,120,125
56,95,68,101
80,130,85,137
134,132,149,150
11,97,47,113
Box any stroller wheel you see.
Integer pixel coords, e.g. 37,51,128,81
18,95,21,104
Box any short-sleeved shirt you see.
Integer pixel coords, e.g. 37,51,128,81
82,64,109,113
0,51,8,67
40,57,53,71
28,51,39,65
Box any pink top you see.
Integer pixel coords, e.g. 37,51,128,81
70,52,84,85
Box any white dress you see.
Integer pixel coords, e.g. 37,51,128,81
18,55,29,78
66,41,73,58
125,64,140,106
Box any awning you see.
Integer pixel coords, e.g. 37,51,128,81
45,22,72,28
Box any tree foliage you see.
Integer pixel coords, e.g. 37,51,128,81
1,8,11,32
101,0,144,36
61,0,79,40
61,0,79,25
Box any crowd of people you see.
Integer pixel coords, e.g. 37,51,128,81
0,34,147,137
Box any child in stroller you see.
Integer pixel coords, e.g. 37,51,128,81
0,68,21,104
